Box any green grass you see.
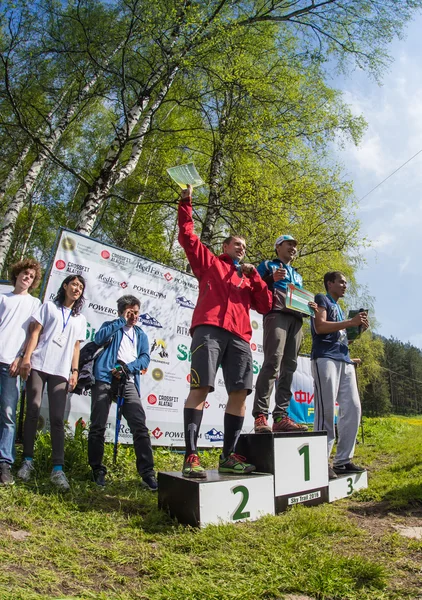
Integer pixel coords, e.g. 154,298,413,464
0,417,421,599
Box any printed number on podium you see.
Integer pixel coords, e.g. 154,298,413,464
347,477,354,495
232,485,250,521
298,444,310,482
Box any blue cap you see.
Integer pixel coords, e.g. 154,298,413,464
274,235,297,250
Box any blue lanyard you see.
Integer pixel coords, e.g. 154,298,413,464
327,294,344,322
61,307,72,333
124,330,135,344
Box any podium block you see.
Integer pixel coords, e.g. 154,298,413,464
328,471,368,502
236,432,329,512
158,470,275,527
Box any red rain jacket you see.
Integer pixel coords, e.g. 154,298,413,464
178,199,272,342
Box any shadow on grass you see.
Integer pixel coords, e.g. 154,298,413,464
18,474,178,534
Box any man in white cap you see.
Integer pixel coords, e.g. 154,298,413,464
253,235,309,433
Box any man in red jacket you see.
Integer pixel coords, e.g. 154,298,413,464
178,185,272,478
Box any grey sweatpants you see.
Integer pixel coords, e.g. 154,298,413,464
311,358,361,467
23,369,68,466
253,312,303,418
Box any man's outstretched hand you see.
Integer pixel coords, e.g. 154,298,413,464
241,263,256,277
181,184,192,202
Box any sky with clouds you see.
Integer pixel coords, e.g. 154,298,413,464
333,13,422,348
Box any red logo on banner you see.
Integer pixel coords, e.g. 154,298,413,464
148,394,158,405
120,282,128,289
152,427,163,439
101,250,110,259
164,272,173,282
55,260,66,270
294,390,314,404
186,374,191,383
251,343,257,351
204,401,210,409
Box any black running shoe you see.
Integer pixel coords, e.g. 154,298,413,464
141,474,158,491
92,468,106,487
333,462,365,474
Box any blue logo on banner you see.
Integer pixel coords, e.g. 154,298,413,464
204,428,224,442
176,296,195,309
139,313,163,328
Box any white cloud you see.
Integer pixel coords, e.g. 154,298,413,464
399,256,410,273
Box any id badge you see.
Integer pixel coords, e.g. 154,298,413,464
339,329,347,344
53,332,67,347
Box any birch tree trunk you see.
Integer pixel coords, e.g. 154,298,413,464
76,67,177,235
0,56,116,271
0,142,31,204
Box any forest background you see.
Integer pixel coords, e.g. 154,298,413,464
1,0,421,417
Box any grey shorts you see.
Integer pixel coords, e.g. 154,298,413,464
190,325,253,395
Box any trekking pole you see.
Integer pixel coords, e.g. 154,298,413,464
16,384,26,444
113,370,127,465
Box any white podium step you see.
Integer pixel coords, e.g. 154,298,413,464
236,431,329,512
328,471,368,502
158,470,274,527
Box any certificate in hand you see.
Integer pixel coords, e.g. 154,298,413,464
166,163,204,189
285,284,315,317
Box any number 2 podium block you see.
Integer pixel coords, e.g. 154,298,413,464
158,470,275,527
236,432,329,512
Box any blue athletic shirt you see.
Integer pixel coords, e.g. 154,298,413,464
311,293,353,364
256,259,303,313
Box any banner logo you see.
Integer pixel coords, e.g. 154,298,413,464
164,272,173,282
176,296,195,309
151,427,163,439
101,250,110,259
132,285,167,300
55,260,66,270
147,394,158,405
150,338,168,359
205,428,224,442
61,236,76,251
176,324,190,337
140,313,162,328
97,274,128,288
151,368,164,381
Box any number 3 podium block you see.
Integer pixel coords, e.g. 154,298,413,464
328,471,368,502
236,432,329,512
158,470,275,527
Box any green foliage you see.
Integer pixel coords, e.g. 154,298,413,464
2,417,422,599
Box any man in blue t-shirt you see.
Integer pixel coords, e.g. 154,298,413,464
311,271,368,479
253,234,310,433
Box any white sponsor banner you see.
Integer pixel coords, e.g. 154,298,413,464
40,229,314,447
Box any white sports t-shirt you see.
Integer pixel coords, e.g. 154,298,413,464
117,326,138,364
30,301,87,380
0,292,41,364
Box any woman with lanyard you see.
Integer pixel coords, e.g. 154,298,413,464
17,275,87,489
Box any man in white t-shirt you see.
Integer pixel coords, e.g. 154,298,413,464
88,295,156,490
0,259,41,485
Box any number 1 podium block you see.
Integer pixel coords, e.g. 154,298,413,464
158,470,275,527
236,432,329,512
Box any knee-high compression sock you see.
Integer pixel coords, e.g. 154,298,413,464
223,413,244,458
184,407,204,458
